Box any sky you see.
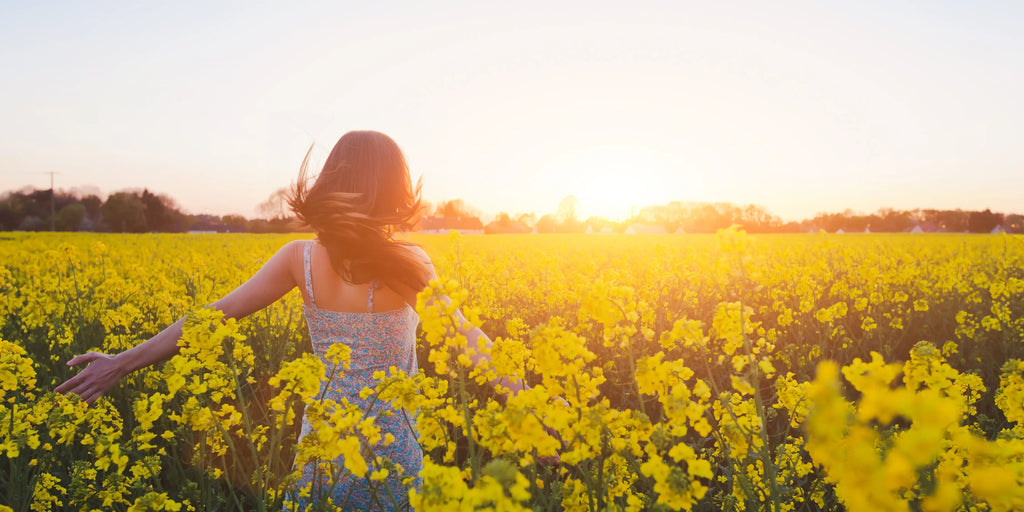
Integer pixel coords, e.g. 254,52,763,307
1,1,1022,222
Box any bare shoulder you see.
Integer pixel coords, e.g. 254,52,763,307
272,240,310,282
401,243,432,265
400,243,437,281
277,239,308,261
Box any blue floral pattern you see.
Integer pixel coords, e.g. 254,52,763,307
293,241,421,511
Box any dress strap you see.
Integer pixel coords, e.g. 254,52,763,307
367,280,375,313
303,241,317,308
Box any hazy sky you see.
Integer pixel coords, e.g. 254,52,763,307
1,1,1022,221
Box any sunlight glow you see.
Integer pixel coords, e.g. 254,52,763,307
535,144,701,222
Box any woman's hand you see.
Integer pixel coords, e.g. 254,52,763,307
54,351,126,405
52,241,302,406
536,424,563,466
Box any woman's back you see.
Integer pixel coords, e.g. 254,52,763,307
301,241,412,314
295,240,422,511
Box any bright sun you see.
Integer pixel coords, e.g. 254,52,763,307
535,143,700,222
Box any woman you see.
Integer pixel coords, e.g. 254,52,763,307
55,130,523,510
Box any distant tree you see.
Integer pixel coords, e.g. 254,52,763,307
54,190,79,211
558,219,586,233
874,208,915,232
258,187,290,219
186,214,224,233
0,189,82,230
81,194,102,219
637,204,670,231
142,189,170,231
779,221,802,233
0,193,24,230
515,213,536,229
810,211,851,233
1006,214,1024,234
25,189,52,220
554,195,585,232
536,214,558,233
18,215,47,231
968,209,1003,233
55,203,85,231
692,203,732,232
557,194,581,233
663,202,685,233
585,216,611,232
935,210,969,232
438,199,476,219
832,209,870,233
484,212,530,234
247,219,271,233
557,195,579,224
738,204,782,232
102,192,148,232
222,215,248,232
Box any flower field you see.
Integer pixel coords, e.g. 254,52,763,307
1,230,1023,511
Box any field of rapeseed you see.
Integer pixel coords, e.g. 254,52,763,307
1,230,1023,511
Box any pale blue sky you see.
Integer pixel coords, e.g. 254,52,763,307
1,1,1022,221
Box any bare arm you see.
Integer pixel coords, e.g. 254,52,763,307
456,310,528,399
56,240,304,404
409,247,562,464
407,246,527,399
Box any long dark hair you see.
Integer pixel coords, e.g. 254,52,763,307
286,130,428,295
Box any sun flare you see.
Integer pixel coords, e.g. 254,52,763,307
535,143,700,222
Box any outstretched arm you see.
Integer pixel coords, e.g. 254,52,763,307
407,246,527,399
56,240,304,404
451,305,528,399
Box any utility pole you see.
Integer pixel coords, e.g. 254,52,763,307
45,172,58,231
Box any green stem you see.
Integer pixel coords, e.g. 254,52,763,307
458,363,478,483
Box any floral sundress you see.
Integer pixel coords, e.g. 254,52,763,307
292,241,422,511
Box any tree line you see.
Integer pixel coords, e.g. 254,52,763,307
483,198,1023,234
0,188,293,233
623,202,1021,234
1,186,1021,234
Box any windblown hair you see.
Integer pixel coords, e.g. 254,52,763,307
286,130,428,295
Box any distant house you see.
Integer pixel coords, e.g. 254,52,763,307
188,216,225,233
991,225,1008,234
910,221,939,234
419,215,485,235
835,228,845,234
624,223,668,234
484,219,531,234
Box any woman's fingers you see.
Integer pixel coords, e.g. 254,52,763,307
81,388,103,405
70,382,102,405
56,377,88,398
55,352,116,405
53,371,83,394
66,351,101,367
542,424,564,448
538,454,560,466
54,353,94,393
